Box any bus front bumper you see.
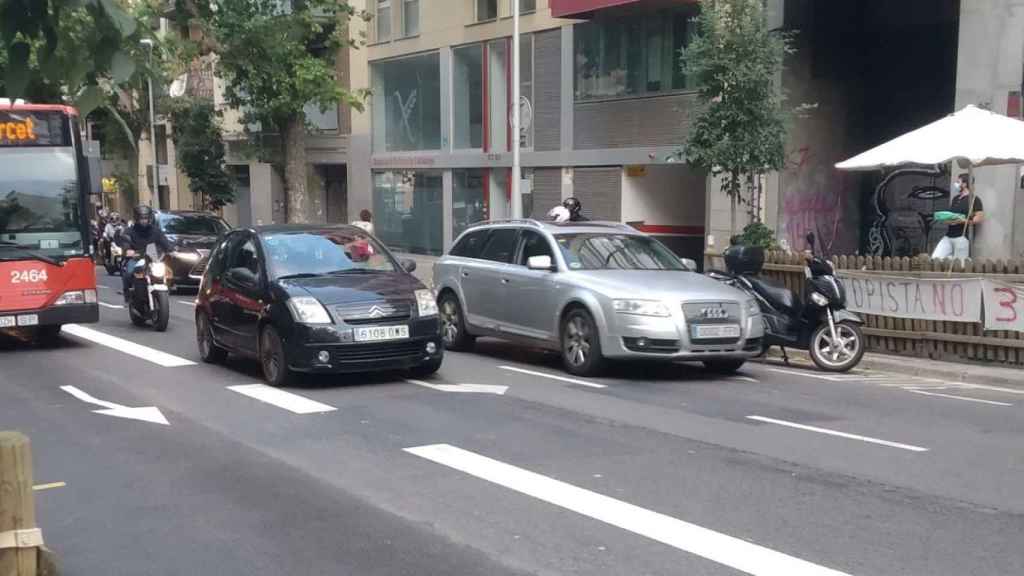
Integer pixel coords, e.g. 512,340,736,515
0,303,99,328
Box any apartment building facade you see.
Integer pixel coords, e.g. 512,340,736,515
358,0,714,261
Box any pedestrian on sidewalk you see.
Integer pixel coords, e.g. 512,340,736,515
931,173,984,260
352,209,375,236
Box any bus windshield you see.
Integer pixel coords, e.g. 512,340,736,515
0,147,83,258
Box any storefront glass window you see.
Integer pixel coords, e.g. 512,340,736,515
574,7,697,101
453,45,484,150
371,53,442,152
453,169,488,239
372,170,443,256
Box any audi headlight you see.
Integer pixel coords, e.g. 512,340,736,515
174,250,201,262
286,296,332,324
810,291,829,306
613,299,671,317
416,289,438,317
149,262,167,278
746,299,761,316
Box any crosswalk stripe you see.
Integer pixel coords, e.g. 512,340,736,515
406,443,852,576
227,384,337,414
61,324,196,367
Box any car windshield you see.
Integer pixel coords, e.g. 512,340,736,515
159,213,228,236
0,147,84,257
555,233,686,271
263,229,399,280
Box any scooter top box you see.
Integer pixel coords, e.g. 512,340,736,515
724,245,765,275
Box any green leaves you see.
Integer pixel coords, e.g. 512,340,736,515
98,0,137,37
3,41,31,98
109,50,136,83
75,85,106,118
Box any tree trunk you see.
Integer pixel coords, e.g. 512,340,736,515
283,116,309,223
729,172,740,238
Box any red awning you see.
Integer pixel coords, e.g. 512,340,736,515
550,0,641,18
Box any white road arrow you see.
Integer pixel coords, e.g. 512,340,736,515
407,380,508,396
60,385,170,425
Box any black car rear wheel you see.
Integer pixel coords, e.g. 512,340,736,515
260,324,294,387
197,311,227,364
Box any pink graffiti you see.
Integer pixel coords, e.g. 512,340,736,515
782,146,847,253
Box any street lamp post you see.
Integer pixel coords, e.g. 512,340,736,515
511,0,522,219
140,38,161,210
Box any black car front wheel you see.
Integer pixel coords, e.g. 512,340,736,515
260,324,294,387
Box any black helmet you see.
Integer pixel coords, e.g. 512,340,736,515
133,205,154,231
562,197,582,216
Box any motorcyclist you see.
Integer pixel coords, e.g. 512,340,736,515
562,197,588,222
117,205,173,300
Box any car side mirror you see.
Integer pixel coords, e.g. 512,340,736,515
680,257,697,270
527,255,555,271
228,267,258,287
401,259,417,273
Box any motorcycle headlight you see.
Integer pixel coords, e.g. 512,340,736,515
810,291,829,306
746,298,761,316
149,262,167,278
111,245,122,256
415,289,438,317
613,299,671,317
286,296,332,324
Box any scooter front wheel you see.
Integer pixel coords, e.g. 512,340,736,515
809,321,865,372
152,291,170,332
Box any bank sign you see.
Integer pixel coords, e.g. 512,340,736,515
839,272,1024,332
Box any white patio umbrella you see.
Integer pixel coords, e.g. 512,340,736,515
835,105,1024,257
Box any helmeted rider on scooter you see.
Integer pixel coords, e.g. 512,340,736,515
117,205,173,302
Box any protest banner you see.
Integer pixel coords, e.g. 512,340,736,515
838,272,983,323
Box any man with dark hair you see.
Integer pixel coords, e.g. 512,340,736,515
931,173,984,260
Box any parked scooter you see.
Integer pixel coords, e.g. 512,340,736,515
708,233,865,372
124,243,170,332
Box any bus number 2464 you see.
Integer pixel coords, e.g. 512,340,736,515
9,269,48,284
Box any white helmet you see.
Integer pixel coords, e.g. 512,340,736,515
547,205,571,223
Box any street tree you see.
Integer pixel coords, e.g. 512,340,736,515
679,0,794,236
174,0,370,223
167,98,235,210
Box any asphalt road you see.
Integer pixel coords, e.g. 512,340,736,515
1,268,1022,575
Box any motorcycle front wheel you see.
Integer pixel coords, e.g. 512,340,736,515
152,291,170,332
809,320,864,372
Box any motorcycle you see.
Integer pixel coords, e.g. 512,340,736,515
708,233,866,372
100,234,123,276
124,243,170,332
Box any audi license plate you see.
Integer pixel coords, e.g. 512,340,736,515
354,325,410,342
693,324,741,339
0,316,14,328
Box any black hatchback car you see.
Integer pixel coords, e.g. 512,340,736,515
195,225,443,386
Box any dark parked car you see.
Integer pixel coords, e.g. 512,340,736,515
195,225,443,386
156,210,230,292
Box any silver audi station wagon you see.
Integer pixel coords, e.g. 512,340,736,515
433,219,764,376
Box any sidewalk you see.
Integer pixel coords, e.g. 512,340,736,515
761,348,1023,388
393,252,439,288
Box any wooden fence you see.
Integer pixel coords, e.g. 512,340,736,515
707,251,1024,367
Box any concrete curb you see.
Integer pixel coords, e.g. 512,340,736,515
755,348,1024,389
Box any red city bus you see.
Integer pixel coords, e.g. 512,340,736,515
0,102,99,341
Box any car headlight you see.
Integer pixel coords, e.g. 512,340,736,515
613,299,671,317
810,291,829,306
286,296,333,324
746,299,761,316
149,262,167,278
416,289,438,317
174,250,201,262
54,291,85,306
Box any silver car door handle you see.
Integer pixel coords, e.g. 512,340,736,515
462,271,470,278
501,278,510,284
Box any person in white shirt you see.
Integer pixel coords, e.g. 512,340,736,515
351,209,375,236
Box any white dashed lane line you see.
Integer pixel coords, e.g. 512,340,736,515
61,324,196,368
746,415,929,453
498,366,607,389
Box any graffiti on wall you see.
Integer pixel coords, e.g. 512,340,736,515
782,146,855,254
865,166,949,258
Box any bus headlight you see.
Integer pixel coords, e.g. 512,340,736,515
54,291,85,305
